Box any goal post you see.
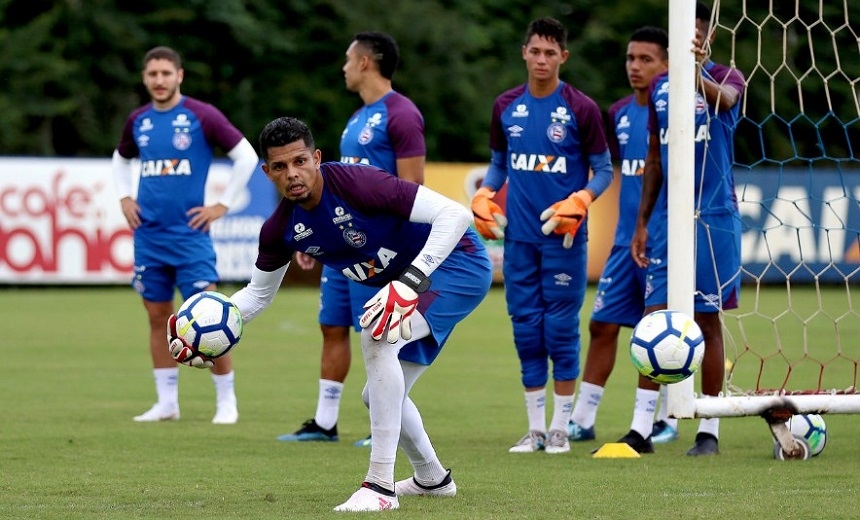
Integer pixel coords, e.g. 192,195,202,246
666,0,860,423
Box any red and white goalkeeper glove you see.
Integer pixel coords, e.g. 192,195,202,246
166,314,214,369
470,186,507,240
539,190,594,248
359,266,430,344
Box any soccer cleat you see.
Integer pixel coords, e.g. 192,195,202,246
508,430,546,453
212,402,238,425
276,418,338,442
333,482,399,512
616,430,654,454
568,420,596,441
395,469,457,497
544,429,571,454
686,432,719,456
353,434,372,447
133,403,180,422
651,420,679,443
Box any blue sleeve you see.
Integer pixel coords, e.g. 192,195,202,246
481,149,508,191
585,150,613,198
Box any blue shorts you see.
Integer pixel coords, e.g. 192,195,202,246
399,243,493,365
591,245,648,327
318,265,380,331
502,239,587,384
645,212,741,312
132,246,218,302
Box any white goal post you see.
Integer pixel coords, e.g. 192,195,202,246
665,0,860,430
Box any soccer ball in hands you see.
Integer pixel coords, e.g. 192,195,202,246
629,309,705,384
787,414,827,457
175,291,243,358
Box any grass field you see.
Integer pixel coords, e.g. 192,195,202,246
3,285,859,519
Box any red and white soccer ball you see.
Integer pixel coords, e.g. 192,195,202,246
629,309,705,384
174,291,243,358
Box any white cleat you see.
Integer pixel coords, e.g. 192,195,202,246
212,403,239,425
508,430,546,453
544,429,571,454
133,403,180,422
333,483,399,512
395,470,457,497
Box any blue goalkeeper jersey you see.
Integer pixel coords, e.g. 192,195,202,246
648,62,745,247
254,162,484,287
607,95,651,247
489,82,608,245
339,91,425,177
116,96,244,260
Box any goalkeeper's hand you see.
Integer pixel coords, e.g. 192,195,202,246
539,190,594,248
167,314,214,369
359,267,429,344
470,186,507,240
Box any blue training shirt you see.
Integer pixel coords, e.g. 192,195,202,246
116,96,244,260
254,162,484,287
648,63,745,248
607,94,650,247
487,82,609,245
339,91,425,176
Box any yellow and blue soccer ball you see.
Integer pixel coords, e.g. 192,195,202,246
629,309,705,384
175,291,243,358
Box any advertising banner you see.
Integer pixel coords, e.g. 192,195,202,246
0,157,277,283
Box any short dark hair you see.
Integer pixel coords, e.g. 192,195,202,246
258,117,315,160
629,26,669,60
143,46,182,70
354,32,400,80
696,2,712,23
524,17,568,50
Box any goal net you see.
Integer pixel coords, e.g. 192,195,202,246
667,0,860,420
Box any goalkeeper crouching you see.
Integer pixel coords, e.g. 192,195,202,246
167,116,492,513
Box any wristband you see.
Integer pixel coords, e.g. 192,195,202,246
399,265,432,293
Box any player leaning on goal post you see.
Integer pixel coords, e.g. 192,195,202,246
167,116,492,512
625,1,746,456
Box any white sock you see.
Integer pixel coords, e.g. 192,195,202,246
631,388,659,439
570,381,604,429
549,392,574,433
524,389,547,433
398,363,446,486
360,334,403,490
314,379,343,430
211,370,236,407
154,367,179,407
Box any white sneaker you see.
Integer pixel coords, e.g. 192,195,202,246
212,402,238,425
545,429,571,454
133,403,180,422
395,470,457,497
333,483,399,512
508,430,546,453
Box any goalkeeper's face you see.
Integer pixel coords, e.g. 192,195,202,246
262,141,323,208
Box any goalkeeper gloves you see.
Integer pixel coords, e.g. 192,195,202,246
539,190,594,249
470,186,507,240
167,314,214,369
359,266,430,344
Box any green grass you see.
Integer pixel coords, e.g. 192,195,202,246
2,285,860,519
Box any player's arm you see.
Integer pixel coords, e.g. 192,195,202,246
186,138,258,232
631,131,663,267
698,71,740,112
229,264,289,324
395,155,425,185
359,186,471,343
111,150,141,229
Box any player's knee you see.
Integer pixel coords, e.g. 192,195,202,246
520,357,550,388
